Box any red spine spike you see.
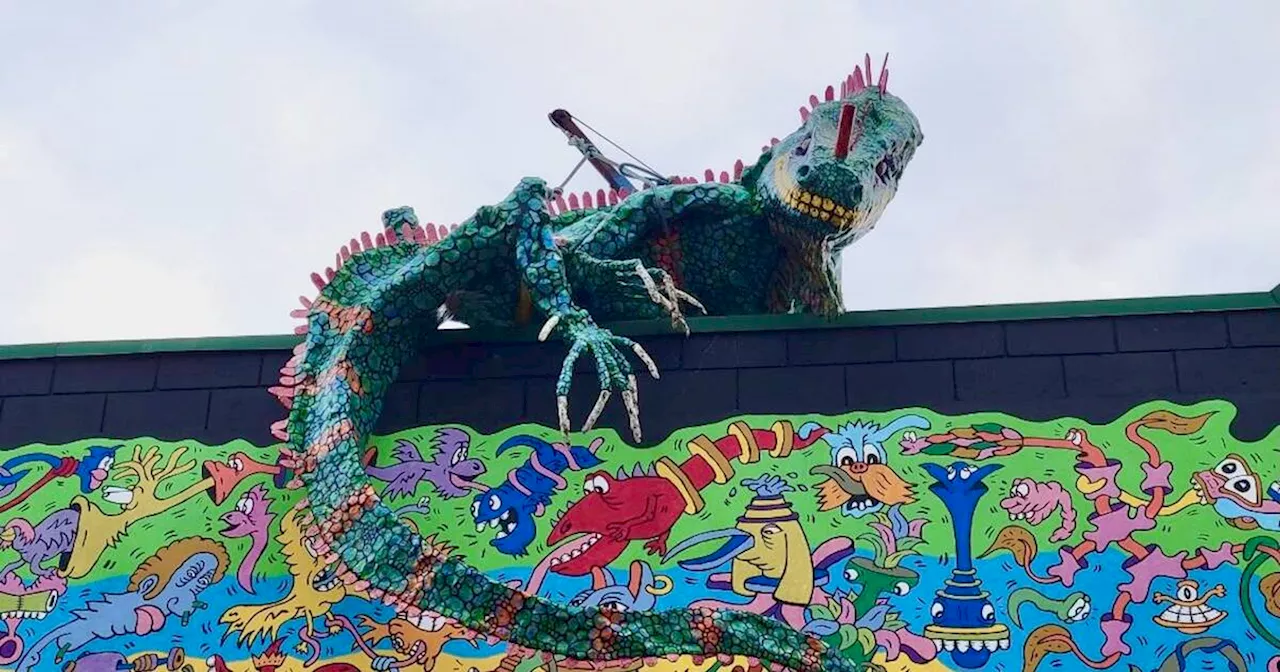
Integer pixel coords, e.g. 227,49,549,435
618,187,631,198
401,223,414,242
799,107,810,122
734,159,744,179
547,200,559,216
761,145,769,153
375,232,387,247
840,79,847,98
582,190,593,208
360,231,374,249
385,226,399,244
719,171,729,183
824,85,835,101
423,224,438,244
412,226,427,244
310,272,326,291
809,94,820,109
596,189,607,207
567,192,580,210
865,54,873,86
771,137,780,145
607,189,619,205
349,238,361,254
555,194,569,212
704,169,715,182
878,67,889,92
324,267,336,281
340,245,351,261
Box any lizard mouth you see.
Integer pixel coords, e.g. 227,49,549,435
772,157,858,228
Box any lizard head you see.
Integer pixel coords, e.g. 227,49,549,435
755,56,923,253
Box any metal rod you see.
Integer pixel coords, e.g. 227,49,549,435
549,109,636,193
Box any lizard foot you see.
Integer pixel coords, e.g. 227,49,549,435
633,261,705,335
541,308,659,441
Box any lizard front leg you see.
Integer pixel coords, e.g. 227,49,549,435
565,253,705,333
510,178,660,440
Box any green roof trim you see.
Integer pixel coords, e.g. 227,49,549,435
1,288,1276,361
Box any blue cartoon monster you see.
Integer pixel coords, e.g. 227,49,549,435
472,434,604,556
809,414,930,518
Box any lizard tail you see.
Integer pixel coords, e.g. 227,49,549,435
282,204,861,672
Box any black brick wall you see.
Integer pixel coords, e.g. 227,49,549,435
2,308,1277,449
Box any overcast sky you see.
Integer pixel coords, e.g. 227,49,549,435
2,2,1277,346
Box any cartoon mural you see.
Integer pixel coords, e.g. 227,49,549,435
0,401,1277,671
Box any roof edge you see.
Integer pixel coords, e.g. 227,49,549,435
2,288,1276,361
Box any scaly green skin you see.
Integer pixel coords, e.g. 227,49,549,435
283,65,922,671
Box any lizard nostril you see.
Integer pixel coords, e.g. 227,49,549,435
796,166,811,179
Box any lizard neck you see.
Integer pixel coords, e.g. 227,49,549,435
764,216,843,315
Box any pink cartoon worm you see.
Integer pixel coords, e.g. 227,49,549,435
1000,479,1077,543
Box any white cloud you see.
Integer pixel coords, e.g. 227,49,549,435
0,1,1277,345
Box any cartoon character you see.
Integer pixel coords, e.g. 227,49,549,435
1151,579,1227,634
567,560,672,612
364,429,487,500
0,445,117,513
218,484,275,594
207,638,360,672
545,420,829,576
919,462,1010,668
472,434,603,556
0,509,77,580
1192,454,1280,531
60,647,190,672
58,445,216,579
810,415,926,518
339,612,477,672
16,537,227,672
663,475,818,605
999,478,1077,542
843,505,925,623
219,507,346,646
545,466,684,576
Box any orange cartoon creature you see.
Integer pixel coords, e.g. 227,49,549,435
810,416,926,518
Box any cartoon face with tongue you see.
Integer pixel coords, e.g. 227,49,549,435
810,415,926,518
14,537,228,672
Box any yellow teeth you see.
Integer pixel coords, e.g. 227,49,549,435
780,189,855,228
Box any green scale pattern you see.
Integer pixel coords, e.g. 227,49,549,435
285,63,924,672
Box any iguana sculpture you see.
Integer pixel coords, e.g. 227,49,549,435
274,54,923,672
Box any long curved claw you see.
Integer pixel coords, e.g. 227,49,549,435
538,315,561,342
630,342,660,380
557,396,571,437
581,390,610,432
622,375,641,442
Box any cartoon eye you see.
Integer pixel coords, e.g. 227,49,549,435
601,600,629,612
237,497,253,515
488,495,500,511
586,476,610,494
930,601,943,619
844,567,859,582
1214,457,1246,477
1176,584,1197,602
99,457,114,470
198,577,209,587
981,604,995,621
892,582,910,596
451,449,464,466
1226,475,1261,505
471,500,480,517
836,446,859,468
1015,481,1031,498
901,432,917,443
861,444,883,465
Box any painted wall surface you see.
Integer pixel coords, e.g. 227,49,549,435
0,400,1277,672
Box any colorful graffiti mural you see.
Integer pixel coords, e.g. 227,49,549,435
0,399,1277,671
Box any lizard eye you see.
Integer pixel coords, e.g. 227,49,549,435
875,156,897,182
793,135,811,157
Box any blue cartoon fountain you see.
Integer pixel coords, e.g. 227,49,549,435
920,461,1011,668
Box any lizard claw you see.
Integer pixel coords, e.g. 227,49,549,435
552,311,651,442
634,261,702,335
